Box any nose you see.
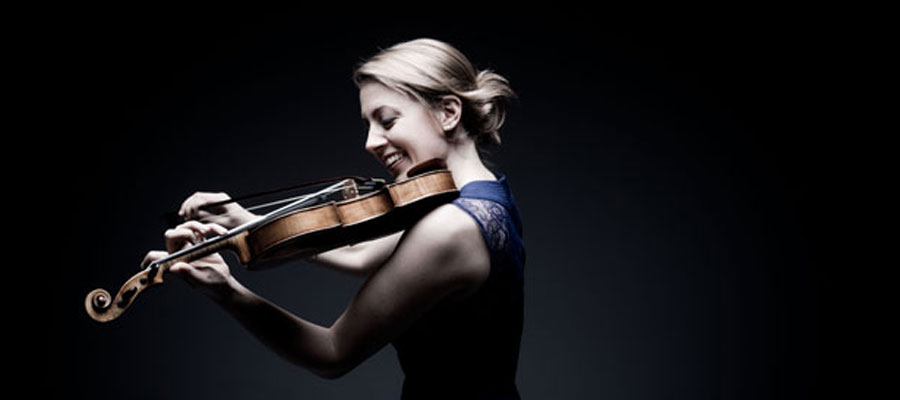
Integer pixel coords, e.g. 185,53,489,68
364,126,388,155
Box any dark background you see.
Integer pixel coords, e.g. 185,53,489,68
36,11,858,400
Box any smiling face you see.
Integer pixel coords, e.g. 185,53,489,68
360,80,451,180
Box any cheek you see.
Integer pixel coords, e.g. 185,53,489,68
412,137,449,161
395,115,445,153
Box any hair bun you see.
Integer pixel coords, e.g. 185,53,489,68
465,69,516,145
354,38,516,146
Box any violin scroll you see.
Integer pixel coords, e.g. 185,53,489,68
86,289,111,313
85,232,248,323
85,263,166,323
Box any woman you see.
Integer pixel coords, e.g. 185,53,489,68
145,38,525,399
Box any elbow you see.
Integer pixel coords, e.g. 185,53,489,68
316,368,348,380
305,326,369,380
308,345,356,380
312,362,353,380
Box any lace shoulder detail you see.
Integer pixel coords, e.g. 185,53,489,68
453,198,510,254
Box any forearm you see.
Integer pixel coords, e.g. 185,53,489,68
309,231,403,276
212,276,342,378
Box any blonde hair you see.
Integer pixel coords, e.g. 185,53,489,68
353,38,515,146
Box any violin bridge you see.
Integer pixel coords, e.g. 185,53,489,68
341,179,359,199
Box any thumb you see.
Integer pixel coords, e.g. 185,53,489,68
168,262,197,285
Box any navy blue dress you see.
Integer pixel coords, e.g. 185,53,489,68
393,174,526,400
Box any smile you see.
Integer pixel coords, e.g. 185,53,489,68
384,152,405,169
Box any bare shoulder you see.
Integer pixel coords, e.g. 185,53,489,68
327,204,491,372
398,203,490,296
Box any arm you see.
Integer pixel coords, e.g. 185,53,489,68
308,231,404,277
154,205,490,379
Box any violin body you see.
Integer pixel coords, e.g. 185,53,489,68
85,161,458,323
244,168,458,268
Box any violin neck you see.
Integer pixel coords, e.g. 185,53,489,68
151,230,252,270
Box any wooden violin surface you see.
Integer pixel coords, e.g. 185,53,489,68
85,160,458,323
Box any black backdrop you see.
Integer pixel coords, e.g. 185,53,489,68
38,12,852,400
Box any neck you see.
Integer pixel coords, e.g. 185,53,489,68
444,137,497,189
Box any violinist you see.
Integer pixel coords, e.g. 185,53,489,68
143,38,525,399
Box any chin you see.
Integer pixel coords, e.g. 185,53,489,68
392,160,411,180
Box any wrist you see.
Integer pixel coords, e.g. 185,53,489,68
210,275,249,306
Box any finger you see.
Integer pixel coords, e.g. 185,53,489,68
196,209,231,224
178,220,229,237
168,261,190,274
179,193,198,220
194,219,229,236
164,227,203,253
180,192,207,221
187,195,202,221
195,209,214,221
177,220,206,232
141,250,169,269
204,222,229,236
168,261,197,287
181,192,231,220
165,222,229,253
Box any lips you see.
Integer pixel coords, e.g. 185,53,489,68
383,152,404,170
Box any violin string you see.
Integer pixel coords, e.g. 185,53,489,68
153,180,353,268
245,192,326,212
195,181,353,225
260,181,349,220
242,179,370,212
195,174,373,212
227,179,353,233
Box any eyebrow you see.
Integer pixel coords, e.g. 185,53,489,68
361,105,390,121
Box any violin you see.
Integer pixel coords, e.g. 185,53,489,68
85,159,459,323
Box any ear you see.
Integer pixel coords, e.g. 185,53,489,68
435,95,463,132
